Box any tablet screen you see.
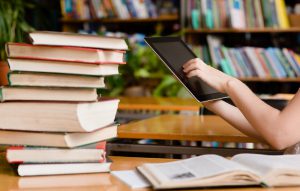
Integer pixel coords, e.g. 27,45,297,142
145,37,227,102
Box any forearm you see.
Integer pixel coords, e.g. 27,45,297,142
203,100,264,141
224,79,281,147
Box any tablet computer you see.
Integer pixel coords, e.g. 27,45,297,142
144,36,227,102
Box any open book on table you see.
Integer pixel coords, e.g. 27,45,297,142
137,154,300,190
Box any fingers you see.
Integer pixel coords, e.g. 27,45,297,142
183,58,207,73
186,69,202,78
182,58,199,68
183,60,200,73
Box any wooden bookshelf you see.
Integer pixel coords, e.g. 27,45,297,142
239,77,300,82
185,28,300,34
61,15,179,24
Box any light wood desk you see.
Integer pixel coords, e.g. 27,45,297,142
108,115,282,156
118,96,202,112
117,97,202,122
0,153,298,191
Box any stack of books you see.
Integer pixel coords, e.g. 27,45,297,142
1,31,128,176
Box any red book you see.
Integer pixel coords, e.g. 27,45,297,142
6,43,126,64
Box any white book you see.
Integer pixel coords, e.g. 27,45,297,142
230,0,246,28
18,162,111,176
138,154,300,190
0,99,119,132
0,125,117,148
8,72,105,88
29,31,128,50
8,59,119,76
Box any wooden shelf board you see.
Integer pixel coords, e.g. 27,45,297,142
61,15,179,24
239,77,300,82
185,28,300,33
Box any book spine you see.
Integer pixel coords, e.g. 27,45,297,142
275,0,290,28
274,48,295,77
283,48,300,77
261,0,272,27
233,48,251,77
259,49,277,78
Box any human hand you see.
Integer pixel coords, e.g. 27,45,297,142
182,58,237,93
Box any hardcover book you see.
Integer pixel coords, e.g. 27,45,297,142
0,99,119,132
8,72,105,88
0,124,117,148
6,142,107,164
29,31,128,50
0,86,98,102
6,43,126,64
7,58,119,76
138,154,300,190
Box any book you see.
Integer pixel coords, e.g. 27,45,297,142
137,154,300,190
18,173,110,188
6,43,126,64
0,124,117,148
17,162,111,176
0,99,119,132
6,146,105,164
29,31,128,50
230,0,246,28
7,58,119,76
8,72,105,88
275,0,290,28
0,86,97,102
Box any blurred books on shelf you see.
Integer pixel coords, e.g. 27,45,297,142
192,35,300,79
1,31,128,176
185,0,290,29
60,0,178,20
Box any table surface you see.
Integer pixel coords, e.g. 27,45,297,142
118,115,259,143
118,96,202,111
1,153,300,191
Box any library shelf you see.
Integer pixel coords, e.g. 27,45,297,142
61,15,179,24
185,28,300,34
239,77,300,82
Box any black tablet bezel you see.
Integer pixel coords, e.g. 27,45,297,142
144,36,227,102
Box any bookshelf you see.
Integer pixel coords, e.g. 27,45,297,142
61,15,179,34
60,0,180,35
185,28,300,34
61,15,178,24
59,0,300,94
181,0,300,94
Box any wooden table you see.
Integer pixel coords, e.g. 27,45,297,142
117,97,202,122
118,96,202,112
108,115,282,156
0,153,298,191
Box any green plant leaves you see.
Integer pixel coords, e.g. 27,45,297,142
0,0,35,60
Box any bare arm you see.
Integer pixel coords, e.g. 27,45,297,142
183,58,300,150
202,100,265,142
